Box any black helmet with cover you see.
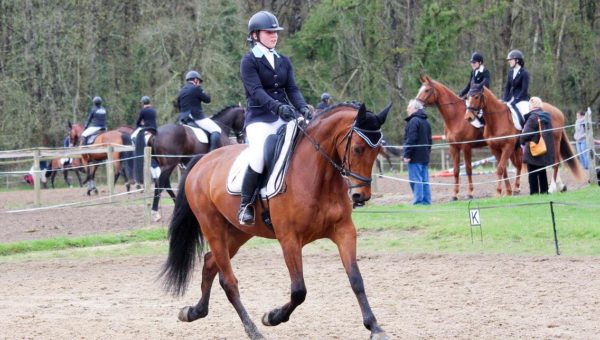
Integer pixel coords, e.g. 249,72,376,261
248,11,284,33
470,52,484,63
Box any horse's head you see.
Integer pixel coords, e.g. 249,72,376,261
333,102,392,206
212,105,246,144
465,84,485,122
416,74,437,106
67,121,82,146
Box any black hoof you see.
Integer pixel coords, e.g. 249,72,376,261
467,195,474,199
451,196,458,201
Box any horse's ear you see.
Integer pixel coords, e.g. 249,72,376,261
356,103,367,124
67,120,72,129
419,73,427,83
377,102,393,125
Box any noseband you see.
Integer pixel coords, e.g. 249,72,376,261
297,118,381,189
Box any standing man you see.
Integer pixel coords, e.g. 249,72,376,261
176,70,222,151
403,99,432,205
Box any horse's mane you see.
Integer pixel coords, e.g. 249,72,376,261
210,105,240,119
429,79,460,100
315,101,362,120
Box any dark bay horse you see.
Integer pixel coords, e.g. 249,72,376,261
147,105,245,222
68,122,134,195
160,102,391,339
47,157,86,188
466,86,582,195
415,74,489,199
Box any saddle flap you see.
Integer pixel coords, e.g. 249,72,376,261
227,120,301,199
183,125,209,144
506,101,529,131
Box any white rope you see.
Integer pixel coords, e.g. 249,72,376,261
3,188,143,214
379,148,589,186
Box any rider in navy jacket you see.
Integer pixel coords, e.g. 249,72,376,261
458,52,491,98
176,76,211,123
240,46,308,126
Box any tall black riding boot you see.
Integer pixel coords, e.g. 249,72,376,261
238,166,261,226
511,102,525,127
209,132,222,152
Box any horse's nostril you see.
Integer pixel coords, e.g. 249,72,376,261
352,193,362,202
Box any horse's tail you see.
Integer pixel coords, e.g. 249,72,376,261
119,133,135,181
159,154,204,297
386,146,402,157
560,130,584,181
134,130,146,183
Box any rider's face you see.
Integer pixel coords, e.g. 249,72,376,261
470,61,480,70
508,59,517,68
258,30,278,49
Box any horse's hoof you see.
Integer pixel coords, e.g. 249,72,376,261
94,189,99,195
561,185,567,192
86,190,91,196
513,190,520,196
126,184,131,192
261,312,272,326
151,210,161,222
451,196,458,201
371,331,390,340
467,195,474,200
178,306,191,322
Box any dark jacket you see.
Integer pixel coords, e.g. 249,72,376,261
519,109,555,167
176,82,211,121
502,67,530,102
240,45,307,126
135,106,157,132
458,67,491,98
85,105,107,129
403,109,432,164
316,101,329,110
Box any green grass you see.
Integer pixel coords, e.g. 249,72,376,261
1,186,599,259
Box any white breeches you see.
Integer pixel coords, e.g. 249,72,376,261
194,118,222,133
82,126,102,138
245,118,287,173
508,99,530,115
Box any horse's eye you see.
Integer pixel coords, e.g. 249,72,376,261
353,146,364,154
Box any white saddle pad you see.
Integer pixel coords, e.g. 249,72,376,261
183,125,208,144
507,101,529,130
227,121,299,199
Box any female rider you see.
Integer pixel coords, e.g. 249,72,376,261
238,10,312,226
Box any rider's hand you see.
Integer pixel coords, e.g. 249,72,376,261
277,105,296,121
299,106,313,120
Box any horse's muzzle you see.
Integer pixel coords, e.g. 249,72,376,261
352,192,370,205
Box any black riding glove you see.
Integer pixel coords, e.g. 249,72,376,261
299,106,313,120
278,104,296,121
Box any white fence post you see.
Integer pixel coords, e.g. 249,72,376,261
143,146,152,223
106,146,115,202
585,107,596,184
33,148,41,206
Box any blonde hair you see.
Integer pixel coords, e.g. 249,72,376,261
529,96,543,110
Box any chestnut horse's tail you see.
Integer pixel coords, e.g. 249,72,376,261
560,130,584,180
159,155,205,297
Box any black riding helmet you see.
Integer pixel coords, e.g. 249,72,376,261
248,11,284,33
93,96,102,106
506,49,525,66
470,52,483,63
185,70,202,82
140,96,150,105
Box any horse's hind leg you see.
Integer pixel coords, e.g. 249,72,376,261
330,223,388,339
182,227,252,323
509,148,522,195
449,146,461,200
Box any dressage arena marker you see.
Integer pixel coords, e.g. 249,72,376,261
468,200,483,243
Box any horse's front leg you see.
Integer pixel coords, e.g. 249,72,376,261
449,146,461,200
262,239,306,327
509,147,522,195
499,146,513,196
332,223,388,339
464,149,475,199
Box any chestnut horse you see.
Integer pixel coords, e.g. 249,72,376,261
160,102,391,339
144,105,246,222
466,85,582,195
416,75,489,199
68,122,134,195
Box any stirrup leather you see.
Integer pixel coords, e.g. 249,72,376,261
238,203,255,225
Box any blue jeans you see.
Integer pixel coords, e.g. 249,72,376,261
576,140,589,170
408,162,431,205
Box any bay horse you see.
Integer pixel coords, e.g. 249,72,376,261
415,74,489,199
465,85,582,195
67,122,134,195
160,102,391,339
146,105,245,222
